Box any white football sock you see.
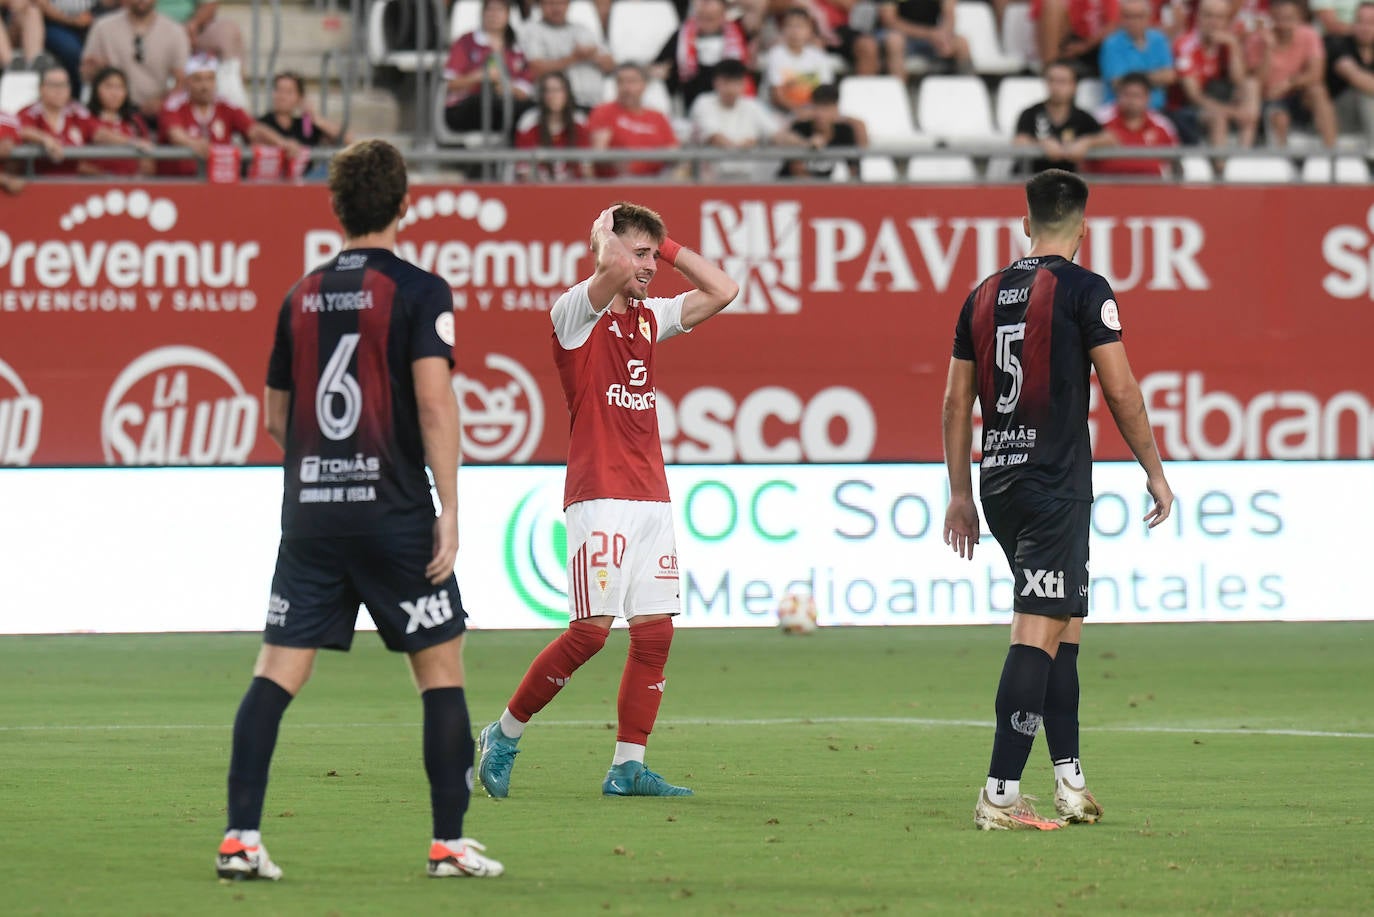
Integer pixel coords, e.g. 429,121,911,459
986,777,1019,806
238,829,261,847
1054,757,1085,787
612,742,646,766
498,709,525,739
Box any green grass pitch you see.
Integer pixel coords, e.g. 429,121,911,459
3,623,1372,915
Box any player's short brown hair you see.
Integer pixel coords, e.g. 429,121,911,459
1025,169,1088,231
612,202,666,244
328,139,408,238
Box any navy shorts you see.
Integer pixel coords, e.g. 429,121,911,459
264,528,467,653
981,486,1090,618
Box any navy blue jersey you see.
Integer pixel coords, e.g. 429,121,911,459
267,248,455,536
952,255,1122,501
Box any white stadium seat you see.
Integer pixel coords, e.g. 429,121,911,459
907,154,978,181
1302,155,1371,183
0,70,39,115
955,1,1024,75
1180,156,1214,182
859,156,901,181
1076,77,1104,112
916,75,998,141
1222,156,1297,183
1001,2,1037,69
607,0,680,65
838,76,920,142
995,75,1046,136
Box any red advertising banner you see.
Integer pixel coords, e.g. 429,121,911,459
1,183,1371,467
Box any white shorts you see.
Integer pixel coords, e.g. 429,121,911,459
565,499,680,621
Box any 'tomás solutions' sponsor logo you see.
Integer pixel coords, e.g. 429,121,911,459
101,346,258,465
0,189,261,313
0,358,42,466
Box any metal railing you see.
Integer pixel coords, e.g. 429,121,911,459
4,141,1367,181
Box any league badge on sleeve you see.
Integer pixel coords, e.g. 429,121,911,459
1101,299,1122,331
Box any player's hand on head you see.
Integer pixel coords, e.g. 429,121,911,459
591,205,619,245
943,498,980,560
425,509,459,584
1144,475,1174,529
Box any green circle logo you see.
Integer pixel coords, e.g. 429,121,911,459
503,485,569,623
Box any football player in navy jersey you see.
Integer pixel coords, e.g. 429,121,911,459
943,169,1174,831
216,140,502,881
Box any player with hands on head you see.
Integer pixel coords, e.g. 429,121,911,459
476,201,739,800
941,168,1173,831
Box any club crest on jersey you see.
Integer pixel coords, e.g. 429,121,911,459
595,568,610,595
638,315,651,339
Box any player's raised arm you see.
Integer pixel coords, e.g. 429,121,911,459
1089,341,1174,527
585,205,636,309
671,244,740,330
941,356,980,559
414,356,462,582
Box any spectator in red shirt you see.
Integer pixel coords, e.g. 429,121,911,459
653,0,751,109
1093,70,1179,174
17,62,133,174
158,53,295,176
87,65,153,175
1035,0,1121,75
442,0,533,137
514,70,590,182
1169,0,1257,147
1247,0,1336,146
588,62,678,177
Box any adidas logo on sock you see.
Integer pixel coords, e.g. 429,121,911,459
546,675,570,686
648,681,665,692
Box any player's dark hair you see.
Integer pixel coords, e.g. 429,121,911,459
1116,71,1152,92
1025,169,1089,231
714,58,749,81
328,139,408,238
782,6,817,29
612,202,667,244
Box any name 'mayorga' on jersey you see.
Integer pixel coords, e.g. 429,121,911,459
267,248,456,535
551,279,690,508
952,255,1122,501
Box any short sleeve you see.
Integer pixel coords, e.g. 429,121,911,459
764,48,787,88
229,104,256,139
1150,31,1173,67
951,290,975,360
551,279,609,349
1014,106,1036,137
1076,275,1124,349
408,273,457,366
266,298,294,390
588,103,615,132
1075,109,1102,134
646,294,691,342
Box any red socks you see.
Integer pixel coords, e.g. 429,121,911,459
616,617,674,745
507,619,609,723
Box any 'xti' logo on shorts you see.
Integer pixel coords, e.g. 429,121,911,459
402,589,455,634
1021,570,1065,599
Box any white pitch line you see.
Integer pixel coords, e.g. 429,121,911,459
0,717,1371,739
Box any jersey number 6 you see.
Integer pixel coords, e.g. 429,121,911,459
318,333,363,441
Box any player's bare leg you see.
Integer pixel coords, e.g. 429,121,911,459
603,614,692,797
974,613,1067,830
217,644,315,880
1043,617,1102,823
477,616,612,797
409,637,503,877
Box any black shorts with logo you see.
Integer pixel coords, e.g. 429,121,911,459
981,485,1090,618
264,527,467,653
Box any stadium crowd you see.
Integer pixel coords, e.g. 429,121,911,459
2,0,1372,186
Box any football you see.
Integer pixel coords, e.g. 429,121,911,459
776,590,819,635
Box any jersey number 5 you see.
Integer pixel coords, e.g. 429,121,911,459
318,333,363,441
994,323,1026,415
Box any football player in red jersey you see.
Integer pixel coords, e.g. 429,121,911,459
477,203,738,799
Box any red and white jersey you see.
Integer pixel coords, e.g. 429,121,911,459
1092,108,1178,176
551,279,690,509
157,90,256,175
0,111,21,144
19,102,96,175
